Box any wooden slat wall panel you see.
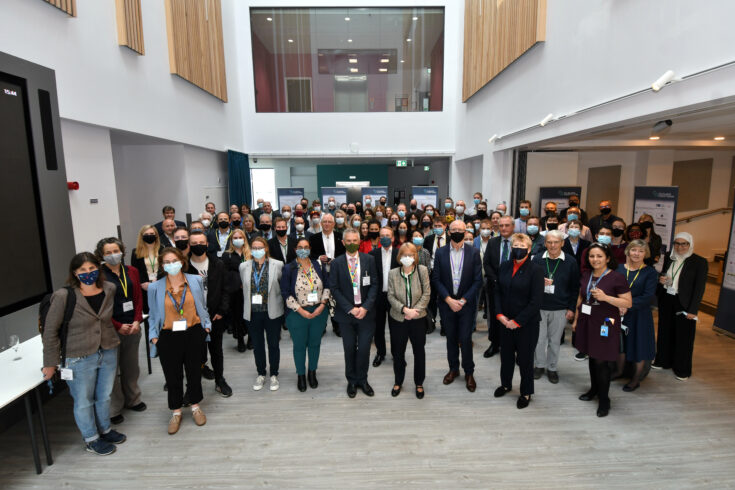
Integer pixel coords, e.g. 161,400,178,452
164,0,228,102
43,0,76,17
115,0,145,55
462,0,546,101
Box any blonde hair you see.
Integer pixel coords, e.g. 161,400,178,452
135,225,160,259
511,232,532,248
625,239,651,259
227,228,252,258
348,214,362,229
398,242,419,265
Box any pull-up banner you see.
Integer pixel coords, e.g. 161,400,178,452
633,186,678,258
714,200,735,338
321,187,348,206
538,187,581,215
277,188,304,211
412,186,439,210
361,186,388,206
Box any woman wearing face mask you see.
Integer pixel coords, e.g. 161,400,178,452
389,214,401,230
148,247,212,434
411,231,432,273
42,252,125,455
348,213,362,230
562,220,590,268
653,232,707,380
308,212,322,235
96,238,145,425
240,238,285,392
525,216,545,257
222,229,252,352
363,209,375,222
638,214,661,265
408,212,421,234
359,221,370,244
334,210,347,233
360,220,381,253
131,225,161,312
395,221,409,247
424,204,436,219
242,215,260,243
387,243,431,398
559,207,593,242
609,218,627,265
280,238,330,392
493,234,545,409
572,243,632,417
374,205,387,227
420,215,433,236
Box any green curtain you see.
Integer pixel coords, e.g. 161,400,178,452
227,150,251,206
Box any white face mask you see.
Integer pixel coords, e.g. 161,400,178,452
456,206,465,214
295,224,305,231
399,256,415,267
201,219,211,227
282,211,291,220
410,219,418,226
480,229,492,238
232,238,245,248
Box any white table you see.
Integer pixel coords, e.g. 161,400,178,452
0,334,53,474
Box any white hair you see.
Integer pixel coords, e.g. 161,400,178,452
545,230,565,242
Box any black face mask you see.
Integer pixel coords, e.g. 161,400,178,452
511,247,528,260
301,202,309,209
450,231,465,243
422,221,431,228
546,223,558,231
380,200,386,206
190,244,208,256
142,234,157,244
612,228,624,237
218,221,230,229
476,210,488,220
175,239,189,251
600,208,612,215
231,220,241,227
410,205,417,210
569,201,579,207
368,231,379,239
346,209,355,216
640,221,653,230
390,221,399,227
545,209,555,216
276,229,287,237
259,223,272,232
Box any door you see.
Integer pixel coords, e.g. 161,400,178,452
586,166,621,214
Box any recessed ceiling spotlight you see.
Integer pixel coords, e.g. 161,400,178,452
345,16,350,21
288,39,293,43
266,17,272,22
347,39,353,43
350,68,358,73
380,58,390,63
714,136,726,141
400,59,405,63
413,16,418,20
649,136,660,140
349,58,358,64
406,38,412,42
379,68,388,72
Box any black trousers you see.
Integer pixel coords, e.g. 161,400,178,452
249,311,281,376
340,317,375,385
230,291,247,340
158,326,205,410
389,317,426,386
486,287,500,348
206,317,226,381
373,292,389,357
499,321,539,396
655,293,697,378
440,303,475,375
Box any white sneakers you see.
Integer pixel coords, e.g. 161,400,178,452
253,375,280,391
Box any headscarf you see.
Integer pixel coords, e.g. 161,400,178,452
666,232,694,293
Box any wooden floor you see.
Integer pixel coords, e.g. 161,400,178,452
2,312,735,489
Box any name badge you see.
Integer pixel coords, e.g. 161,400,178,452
217,251,224,258
600,325,609,337
252,294,263,305
148,273,157,282
353,285,360,296
621,324,629,335
60,368,73,381
307,292,319,303
544,285,555,295
666,286,676,295
362,276,370,286
172,320,187,332
122,301,134,312
581,304,592,315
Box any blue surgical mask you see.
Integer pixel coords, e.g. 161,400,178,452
474,222,480,230
474,198,481,205
296,249,310,259
257,202,264,208
397,210,406,218
567,213,579,222
412,237,424,246
520,208,530,217
251,249,266,260
527,225,539,236
433,227,444,236
597,235,612,245
568,228,581,238
336,217,345,225
380,237,393,248
353,220,361,227
365,199,371,205
163,261,182,276
425,209,434,216
444,202,452,209
78,269,99,285
232,238,245,248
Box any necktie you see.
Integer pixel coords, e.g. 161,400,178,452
349,256,362,304
501,239,509,264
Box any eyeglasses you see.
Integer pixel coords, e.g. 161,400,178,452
673,241,689,246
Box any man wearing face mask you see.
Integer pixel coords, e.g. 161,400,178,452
208,212,234,257
188,231,232,397
589,200,620,237
432,220,483,392
514,200,532,234
252,198,265,221
539,202,557,229
409,198,422,218
355,201,364,216
495,202,508,216
454,200,468,222
258,214,273,241
369,227,399,367
230,213,242,230
559,206,593,242
395,203,408,221
543,215,561,236
443,197,454,215
199,212,214,231
560,194,589,226
268,217,297,264
483,215,516,357
280,205,293,233
326,198,338,215
173,227,191,255
363,196,373,210
379,197,387,208
346,203,357,217
475,202,488,221
290,215,312,241
308,212,322,235
467,192,483,218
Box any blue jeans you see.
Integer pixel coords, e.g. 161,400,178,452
65,348,118,442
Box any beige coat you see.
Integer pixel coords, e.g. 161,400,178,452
387,264,431,322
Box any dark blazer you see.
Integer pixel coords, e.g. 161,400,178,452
188,253,230,318
493,258,545,327
657,252,708,314
422,233,448,257
369,246,399,292
207,228,234,254
289,228,313,241
159,234,176,249
245,229,262,243
329,252,378,323
268,236,297,264
483,235,509,289
309,231,345,261
280,259,327,317
154,220,186,238
130,246,161,285
431,243,482,306
221,250,246,293
562,237,591,268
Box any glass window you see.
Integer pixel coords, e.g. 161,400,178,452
250,168,276,207
250,7,444,112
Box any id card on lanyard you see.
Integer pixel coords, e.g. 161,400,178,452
347,257,360,298
252,263,266,303
302,264,319,303
167,284,188,331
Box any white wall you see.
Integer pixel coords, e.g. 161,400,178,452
0,0,243,152
61,120,120,252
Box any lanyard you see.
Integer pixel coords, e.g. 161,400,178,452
347,255,359,286
219,230,232,249
147,255,157,273
300,263,316,292
401,269,414,307
253,261,266,288
545,256,561,279
586,269,610,302
167,284,188,318
626,265,643,288
117,267,129,298
670,259,685,283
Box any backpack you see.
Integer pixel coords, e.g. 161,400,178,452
39,286,76,366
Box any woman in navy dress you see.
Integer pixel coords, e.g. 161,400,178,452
572,243,632,417
616,240,657,392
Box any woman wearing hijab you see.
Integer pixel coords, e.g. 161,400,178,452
652,232,707,380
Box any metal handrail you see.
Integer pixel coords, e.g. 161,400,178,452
675,207,731,224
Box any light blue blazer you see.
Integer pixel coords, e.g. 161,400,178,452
148,273,212,358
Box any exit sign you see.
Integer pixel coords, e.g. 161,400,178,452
424,166,430,171
396,160,407,167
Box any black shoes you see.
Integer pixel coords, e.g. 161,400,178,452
308,370,318,389
547,370,559,384
347,383,357,398
360,382,375,397
237,338,246,352
201,364,215,380
247,338,253,350
623,383,640,392
129,402,147,412
574,352,588,361
483,345,499,358
372,354,385,367
297,375,307,392
578,390,597,401
494,386,509,398
533,367,545,379
215,378,233,397
110,414,124,425
415,386,425,399
391,385,401,397
440,326,446,336
597,399,610,417
517,395,531,409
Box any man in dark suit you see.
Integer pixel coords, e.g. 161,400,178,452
310,213,345,335
329,228,379,398
268,217,297,264
423,216,447,329
482,215,515,357
154,205,186,237
208,212,234,256
432,220,483,392
290,215,312,241
252,198,265,222
369,226,399,367
588,199,620,236
158,218,178,248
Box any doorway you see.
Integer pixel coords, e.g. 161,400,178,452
334,76,368,112
586,165,621,213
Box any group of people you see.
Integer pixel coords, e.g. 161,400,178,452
40,192,708,455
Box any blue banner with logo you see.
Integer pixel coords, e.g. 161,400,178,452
321,187,348,206
361,186,388,206
277,188,304,211
412,186,439,210
633,186,678,256
538,187,581,215
714,200,735,337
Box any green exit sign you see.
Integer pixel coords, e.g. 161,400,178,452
424,166,430,171
396,160,407,167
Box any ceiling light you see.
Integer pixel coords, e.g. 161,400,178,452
400,59,405,63
649,136,660,140
539,113,554,126
488,134,498,144
350,68,358,73
380,58,390,63
652,70,675,92
349,58,358,63
651,119,673,135
266,17,272,22
413,16,418,20
714,136,726,141
347,39,353,43
379,68,388,72
345,16,350,21
406,38,412,42
288,39,293,43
